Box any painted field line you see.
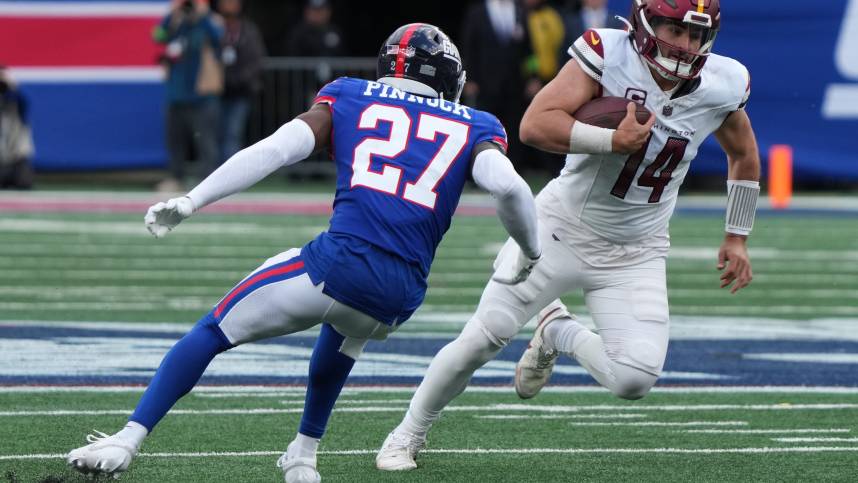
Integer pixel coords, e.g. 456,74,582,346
194,393,303,399
4,402,858,418
479,403,858,412
4,385,858,394
478,419,747,427
478,414,648,420
686,429,851,434
773,437,858,443
564,421,747,427
282,399,414,405
6,299,858,316
8,446,858,461
14,285,858,300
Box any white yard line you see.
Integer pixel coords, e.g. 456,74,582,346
5,300,858,315
686,429,851,434
3,385,858,394
6,446,858,461
7,316,858,342
478,414,648,420
565,421,748,427
6,285,858,301
773,437,858,443
3,402,858,417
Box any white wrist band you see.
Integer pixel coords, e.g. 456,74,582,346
725,179,759,236
569,121,615,154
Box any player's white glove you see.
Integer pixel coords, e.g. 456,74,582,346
144,196,195,238
491,240,541,285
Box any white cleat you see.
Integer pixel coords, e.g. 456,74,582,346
375,431,426,471
66,430,138,479
277,441,321,483
515,301,575,399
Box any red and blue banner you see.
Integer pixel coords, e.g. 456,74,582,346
3,1,858,179
0,1,168,170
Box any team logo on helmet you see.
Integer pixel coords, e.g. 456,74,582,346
377,23,466,103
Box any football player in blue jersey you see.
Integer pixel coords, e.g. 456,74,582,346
66,23,541,483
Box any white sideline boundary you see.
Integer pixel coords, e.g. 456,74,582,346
772,437,858,443
685,429,851,434
2,403,858,417
3,385,858,394
6,447,858,461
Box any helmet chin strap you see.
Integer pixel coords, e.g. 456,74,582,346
652,55,692,81
378,77,440,99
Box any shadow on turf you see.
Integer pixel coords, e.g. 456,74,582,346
6,469,75,483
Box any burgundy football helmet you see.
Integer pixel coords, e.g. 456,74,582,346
629,0,721,80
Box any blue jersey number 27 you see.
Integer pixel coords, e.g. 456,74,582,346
351,104,469,210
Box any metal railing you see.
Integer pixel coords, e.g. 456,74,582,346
248,57,376,177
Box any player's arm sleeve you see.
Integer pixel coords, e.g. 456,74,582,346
471,146,541,260
185,119,315,209
567,29,606,82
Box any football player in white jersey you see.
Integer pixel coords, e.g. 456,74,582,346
377,0,759,470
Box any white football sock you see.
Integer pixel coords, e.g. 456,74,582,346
115,421,148,448
292,433,320,458
542,316,588,353
397,318,502,438
552,327,657,400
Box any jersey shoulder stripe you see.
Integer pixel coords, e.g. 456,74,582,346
568,28,629,82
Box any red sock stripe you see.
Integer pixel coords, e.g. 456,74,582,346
394,23,421,77
214,261,305,318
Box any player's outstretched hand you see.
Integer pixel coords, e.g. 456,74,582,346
144,196,195,238
612,102,656,154
492,242,541,285
717,235,753,294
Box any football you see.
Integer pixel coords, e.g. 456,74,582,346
573,96,652,129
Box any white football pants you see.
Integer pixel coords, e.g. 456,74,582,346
215,248,396,359
400,197,669,435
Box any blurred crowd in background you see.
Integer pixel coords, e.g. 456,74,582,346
148,0,617,191
3,0,852,191
0,65,34,190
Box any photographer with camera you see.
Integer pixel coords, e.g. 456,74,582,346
0,66,34,190
152,0,224,192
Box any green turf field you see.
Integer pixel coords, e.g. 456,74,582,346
2,201,858,482
0,208,856,324
2,389,858,482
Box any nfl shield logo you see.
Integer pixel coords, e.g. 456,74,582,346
662,105,674,117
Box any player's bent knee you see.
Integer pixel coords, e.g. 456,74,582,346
608,363,658,400
473,299,529,347
468,315,513,348
452,318,505,367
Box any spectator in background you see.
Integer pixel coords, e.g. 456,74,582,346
0,66,34,190
153,0,224,192
525,0,565,83
561,0,621,52
286,0,344,57
460,0,532,165
217,0,266,163
524,0,566,173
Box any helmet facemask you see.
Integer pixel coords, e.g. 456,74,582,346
634,6,718,81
